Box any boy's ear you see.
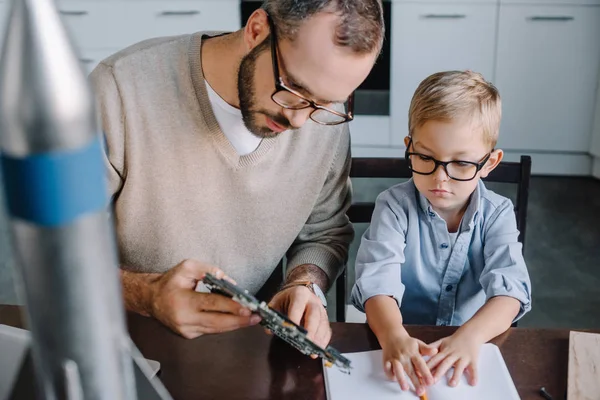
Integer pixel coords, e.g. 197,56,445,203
404,136,411,148
479,149,503,178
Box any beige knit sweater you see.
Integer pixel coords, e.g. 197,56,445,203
89,32,354,294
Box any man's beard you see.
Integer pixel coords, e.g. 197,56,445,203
237,41,291,138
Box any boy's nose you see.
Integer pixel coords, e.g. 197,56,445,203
283,107,313,129
433,165,450,182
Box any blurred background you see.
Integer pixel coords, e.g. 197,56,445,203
0,0,599,328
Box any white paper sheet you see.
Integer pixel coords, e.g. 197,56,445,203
324,343,520,400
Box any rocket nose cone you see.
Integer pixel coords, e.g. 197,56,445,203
0,0,97,155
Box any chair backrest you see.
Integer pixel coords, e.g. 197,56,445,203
347,155,532,250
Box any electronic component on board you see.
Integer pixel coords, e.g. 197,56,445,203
202,273,352,374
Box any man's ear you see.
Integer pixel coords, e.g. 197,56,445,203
243,9,270,51
480,149,503,178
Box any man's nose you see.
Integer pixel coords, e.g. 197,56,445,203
282,107,313,129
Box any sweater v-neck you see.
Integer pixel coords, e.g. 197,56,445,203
188,32,278,168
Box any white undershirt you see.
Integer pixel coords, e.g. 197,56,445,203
205,79,262,155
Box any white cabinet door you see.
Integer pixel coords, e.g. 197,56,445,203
58,0,240,51
591,83,600,158
495,5,600,152
0,1,7,41
390,4,497,146
502,0,600,6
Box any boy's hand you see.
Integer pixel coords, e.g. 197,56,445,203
426,331,483,387
381,333,438,395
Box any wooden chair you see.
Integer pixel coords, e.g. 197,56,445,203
335,155,532,323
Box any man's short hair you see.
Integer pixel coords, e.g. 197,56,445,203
409,71,502,148
261,0,384,54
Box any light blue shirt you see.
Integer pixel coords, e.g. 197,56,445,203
351,179,532,326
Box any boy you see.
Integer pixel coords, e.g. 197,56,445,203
350,71,532,395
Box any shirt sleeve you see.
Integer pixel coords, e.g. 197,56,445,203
480,198,532,321
88,62,126,202
351,190,407,312
286,124,354,287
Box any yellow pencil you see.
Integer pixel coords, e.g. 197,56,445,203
418,375,428,400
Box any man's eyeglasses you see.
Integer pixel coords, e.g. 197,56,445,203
267,15,354,126
405,138,492,182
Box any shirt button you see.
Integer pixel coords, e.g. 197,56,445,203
441,243,449,249
445,284,453,292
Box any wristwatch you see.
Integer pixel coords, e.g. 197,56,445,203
281,281,328,309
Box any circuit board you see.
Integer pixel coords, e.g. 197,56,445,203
201,273,352,374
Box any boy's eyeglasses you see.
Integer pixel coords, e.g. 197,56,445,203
405,138,492,182
267,15,354,126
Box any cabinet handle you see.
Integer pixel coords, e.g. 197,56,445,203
59,10,88,16
79,58,94,64
528,16,574,21
422,14,467,19
159,10,200,16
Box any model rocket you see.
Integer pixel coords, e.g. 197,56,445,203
0,0,170,399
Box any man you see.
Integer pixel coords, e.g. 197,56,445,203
90,0,384,346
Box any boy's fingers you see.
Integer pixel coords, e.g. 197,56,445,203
392,360,410,391
384,361,395,380
433,355,458,383
426,352,445,370
449,359,469,387
418,340,439,357
403,361,423,395
412,355,434,386
466,363,478,386
429,339,443,349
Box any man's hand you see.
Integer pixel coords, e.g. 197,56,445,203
135,259,261,339
426,331,482,387
268,285,331,349
381,332,437,395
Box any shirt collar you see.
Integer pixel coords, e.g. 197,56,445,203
415,179,483,230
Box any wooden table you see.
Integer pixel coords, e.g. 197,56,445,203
0,305,591,400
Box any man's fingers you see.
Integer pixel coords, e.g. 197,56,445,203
312,308,332,348
286,290,308,325
433,355,457,383
466,363,478,386
194,292,249,315
412,355,434,386
449,359,469,387
303,301,321,340
392,360,410,391
177,259,222,280
316,322,332,349
192,311,261,334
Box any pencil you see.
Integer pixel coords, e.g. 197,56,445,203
539,387,553,400
418,375,428,400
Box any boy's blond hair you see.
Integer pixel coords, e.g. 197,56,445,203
408,70,502,148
